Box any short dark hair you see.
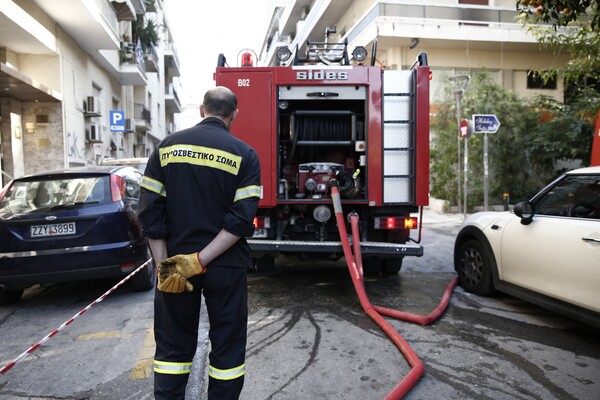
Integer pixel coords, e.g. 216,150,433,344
203,87,237,118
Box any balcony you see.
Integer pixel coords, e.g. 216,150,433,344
164,41,181,77
165,83,182,113
262,1,539,65
116,39,147,85
33,0,120,56
134,103,152,131
129,0,148,14
144,45,159,73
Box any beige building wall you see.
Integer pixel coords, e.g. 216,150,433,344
330,0,568,102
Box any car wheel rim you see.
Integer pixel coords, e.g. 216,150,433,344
461,247,483,287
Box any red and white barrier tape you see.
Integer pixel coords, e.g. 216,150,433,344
0,258,152,375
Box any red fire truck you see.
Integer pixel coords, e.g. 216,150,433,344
215,34,431,274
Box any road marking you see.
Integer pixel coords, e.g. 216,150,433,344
77,331,122,340
129,328,155,380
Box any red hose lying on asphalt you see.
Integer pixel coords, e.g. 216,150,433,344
331,183,457,399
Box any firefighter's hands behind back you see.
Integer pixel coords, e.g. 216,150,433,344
157,252,206,293
157,271,193,293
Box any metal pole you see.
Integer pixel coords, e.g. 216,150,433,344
483,132,488,211
449,74,469,216
464,134,468,218
455,90,462,215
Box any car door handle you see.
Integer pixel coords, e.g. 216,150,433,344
582,236,600,243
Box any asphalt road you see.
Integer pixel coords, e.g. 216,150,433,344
0,209,598,399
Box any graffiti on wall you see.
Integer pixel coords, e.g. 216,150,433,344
67,130,85,164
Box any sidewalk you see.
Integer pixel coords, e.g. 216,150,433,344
419,206,465,227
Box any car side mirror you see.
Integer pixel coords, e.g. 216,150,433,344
514,201,535,225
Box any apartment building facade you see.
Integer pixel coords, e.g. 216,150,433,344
0,0,181,187
259,0,569,102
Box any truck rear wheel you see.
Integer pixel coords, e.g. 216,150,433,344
254,255,275,273
382,258,403,275
363,257,382,276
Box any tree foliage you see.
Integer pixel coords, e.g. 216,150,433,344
430,73,594,210
516,0,600,115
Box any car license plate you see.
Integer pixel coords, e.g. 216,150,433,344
252,228,267,238
31,222,76,238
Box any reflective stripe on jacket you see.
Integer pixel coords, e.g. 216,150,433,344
138,117,261,268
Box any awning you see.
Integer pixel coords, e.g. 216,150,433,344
111,0,137,21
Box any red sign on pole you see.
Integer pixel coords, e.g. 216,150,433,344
459,119,470,138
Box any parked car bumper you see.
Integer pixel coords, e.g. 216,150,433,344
0,239,148,290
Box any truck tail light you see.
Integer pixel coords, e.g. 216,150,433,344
253,216,271,229
373,217,418,230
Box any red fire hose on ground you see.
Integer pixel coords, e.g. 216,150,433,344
331,182,458,399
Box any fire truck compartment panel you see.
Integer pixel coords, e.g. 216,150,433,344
383,124,411,148
383,178,412,204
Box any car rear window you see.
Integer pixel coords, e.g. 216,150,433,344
0,176,111,214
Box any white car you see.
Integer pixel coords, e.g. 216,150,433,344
453,166,600,327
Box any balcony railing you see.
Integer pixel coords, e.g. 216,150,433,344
165,83,182,113
134,103,151,125
145,45,159,73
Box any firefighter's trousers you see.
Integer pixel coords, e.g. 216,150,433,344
153,266,248,400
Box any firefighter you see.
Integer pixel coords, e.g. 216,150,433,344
138,86,261,400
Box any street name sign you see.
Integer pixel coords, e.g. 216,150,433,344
472,114,500,134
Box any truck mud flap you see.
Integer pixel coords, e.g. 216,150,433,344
247,240,423,257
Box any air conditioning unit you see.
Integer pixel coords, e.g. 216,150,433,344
85,96,103,116
125,118,134,133
86,124,102,142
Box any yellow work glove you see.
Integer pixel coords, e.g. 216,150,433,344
157,272,193,293
158,252,206,292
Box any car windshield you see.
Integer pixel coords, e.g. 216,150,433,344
0,176,110,214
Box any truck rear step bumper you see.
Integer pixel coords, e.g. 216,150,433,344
247,240,423,257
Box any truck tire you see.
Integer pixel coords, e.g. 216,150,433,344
0,288,24,305
382,258,403,275
363,257,382,276
255,255,275,273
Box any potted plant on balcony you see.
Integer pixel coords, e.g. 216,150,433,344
120,34,134,63
134,19,161,53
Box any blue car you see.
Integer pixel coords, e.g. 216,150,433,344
0,166,156,304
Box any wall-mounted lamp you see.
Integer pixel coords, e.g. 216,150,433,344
409,38,420,49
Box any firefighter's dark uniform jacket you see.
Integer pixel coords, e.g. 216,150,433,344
139,117,261,267
138,117,261,400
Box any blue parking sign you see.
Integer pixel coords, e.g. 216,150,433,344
110,110,125,133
